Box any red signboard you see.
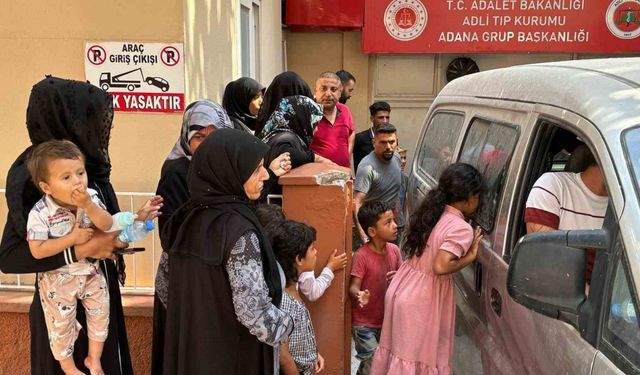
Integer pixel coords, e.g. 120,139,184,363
286,0,364,28
363,0,640,53
110,92,185,113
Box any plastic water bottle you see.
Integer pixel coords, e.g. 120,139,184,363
117,220,155,243
112,212,136,230
78,211,136,230
611,300,637,324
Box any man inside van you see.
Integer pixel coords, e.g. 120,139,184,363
354,124,402,246
524,145,608,280
354,101,392,173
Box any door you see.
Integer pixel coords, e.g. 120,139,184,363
593,234,640,374
486,116,611,374
453,116,521,374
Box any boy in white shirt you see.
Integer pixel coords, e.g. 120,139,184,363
298,249,347,301
253,204,347,301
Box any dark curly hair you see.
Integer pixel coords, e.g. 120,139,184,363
253,204,286,245
271,220,317,286
403,163,484,258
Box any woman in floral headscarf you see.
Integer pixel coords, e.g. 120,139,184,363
259,95,335,172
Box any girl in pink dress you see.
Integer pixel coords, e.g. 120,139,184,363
371,163,484,375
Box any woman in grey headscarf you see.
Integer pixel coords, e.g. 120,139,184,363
151,100,291,375
152,99,232,374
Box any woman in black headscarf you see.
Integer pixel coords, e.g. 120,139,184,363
255,71,314,136
151,99,232,375
259,95,335,170
0,76,133,375
222,77,265,133
161,129,293,374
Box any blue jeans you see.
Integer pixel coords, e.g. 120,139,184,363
352,326,381,375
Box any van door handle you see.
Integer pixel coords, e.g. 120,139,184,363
474,262,483,296
490,288,502,317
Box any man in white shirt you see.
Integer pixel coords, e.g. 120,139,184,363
525,145,608,279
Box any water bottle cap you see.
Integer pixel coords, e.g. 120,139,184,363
145,220,155,231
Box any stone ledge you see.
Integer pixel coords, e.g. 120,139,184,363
0,290,154,317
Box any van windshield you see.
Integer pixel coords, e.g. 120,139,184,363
623,127,640,199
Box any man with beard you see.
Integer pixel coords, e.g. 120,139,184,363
353,124,402,246
310,72,355,168
354,101,391,173
336,70,356,105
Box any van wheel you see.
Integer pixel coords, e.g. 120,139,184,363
101,83,109,91
127,84,135,92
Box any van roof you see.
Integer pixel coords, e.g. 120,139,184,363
441,58,640,133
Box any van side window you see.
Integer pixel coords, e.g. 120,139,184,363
417,112,464,180
602,242,640,372
459,118,519,232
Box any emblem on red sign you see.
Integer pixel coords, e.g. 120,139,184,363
606,0,640,39
384,0,428,41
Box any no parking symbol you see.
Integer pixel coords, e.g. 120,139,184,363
87,45,106,65
161,46,180,66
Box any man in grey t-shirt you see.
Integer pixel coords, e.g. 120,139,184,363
354,123,402,245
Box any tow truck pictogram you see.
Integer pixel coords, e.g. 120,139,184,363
100,68,170,92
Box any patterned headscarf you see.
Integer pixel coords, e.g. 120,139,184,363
255,71,314,135
166,100,232,161
259,95,323,147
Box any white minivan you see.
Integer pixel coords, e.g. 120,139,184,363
406,58,640,374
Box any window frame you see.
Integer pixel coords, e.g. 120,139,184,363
238,0,261,80
505,118,599,263
622,125,640,207
414,110,466,184
457,116,520,234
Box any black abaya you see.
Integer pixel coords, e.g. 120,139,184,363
151,157,188,375
162,129,291,375
0,77,133,375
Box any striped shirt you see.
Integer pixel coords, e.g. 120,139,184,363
26,189,105,275
525,172,608,230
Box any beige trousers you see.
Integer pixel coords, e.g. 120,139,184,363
37,270,110,360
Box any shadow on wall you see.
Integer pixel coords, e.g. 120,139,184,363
184,0,237,103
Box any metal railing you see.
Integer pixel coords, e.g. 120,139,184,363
0,190,284,295
0,189,159,294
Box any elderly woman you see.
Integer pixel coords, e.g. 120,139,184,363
161,129,294,374
152,101,291,374
0,77,133,374
222,77,265,133
152,99,233,374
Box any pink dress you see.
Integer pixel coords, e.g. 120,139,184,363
370,205,473,375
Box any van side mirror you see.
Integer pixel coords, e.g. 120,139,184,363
507,230,608,327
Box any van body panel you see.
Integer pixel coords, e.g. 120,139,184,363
592,351,627,375
407,59,640,374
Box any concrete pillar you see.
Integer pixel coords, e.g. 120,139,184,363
280,163,353,375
